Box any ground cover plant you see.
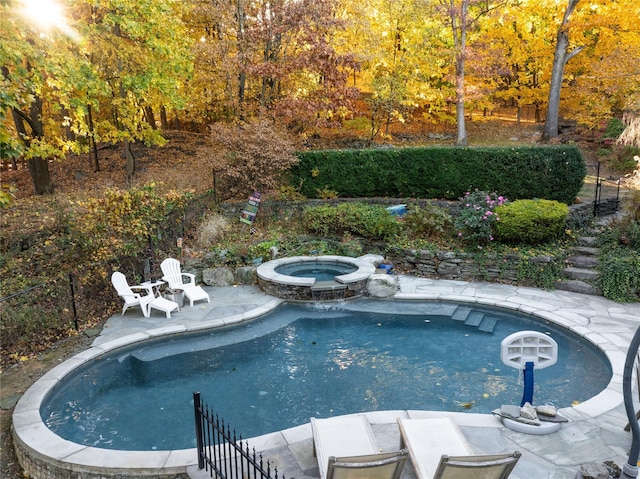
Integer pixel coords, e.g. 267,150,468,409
596,203,640,303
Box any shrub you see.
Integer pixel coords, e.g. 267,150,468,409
277,184,306,201
196,213,231,248
301,203,399,240
204,117,300,202
493,199,568,244
602,118,626,140
316,186,339,199
595,218,640,302
248,240,279,261
454,190,508,244
73,184,192,260
402,202,453,240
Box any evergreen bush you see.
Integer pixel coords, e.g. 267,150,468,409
493,199,569,244
301,203,399,240
291,145,585,204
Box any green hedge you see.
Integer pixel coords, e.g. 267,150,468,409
493,199,569,244
301,203,399,240
290,146,586,204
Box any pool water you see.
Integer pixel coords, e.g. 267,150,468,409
41,300,611,451
274,261,357,281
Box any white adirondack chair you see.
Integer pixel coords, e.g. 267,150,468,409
111,271,154,317
160,258,211,307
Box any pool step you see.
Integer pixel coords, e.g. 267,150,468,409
464,311,484,327
452,306,498,333
478,316,498,333
452,306,472,321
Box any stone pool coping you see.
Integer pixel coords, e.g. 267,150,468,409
12,279,640,478
256,255,376,286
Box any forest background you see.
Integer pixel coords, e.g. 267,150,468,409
2,0,640,199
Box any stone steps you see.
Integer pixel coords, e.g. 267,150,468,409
556,236,602,296
555,279,602,296
563,266,600,281
565,255,599,269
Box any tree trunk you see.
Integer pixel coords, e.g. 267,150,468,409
27,157,54,194
114,22,136,182
455,68,467,146
160,106,168,129
6,72,54,195
61,107,76,141
144,106,157,129
86,104,100,172
124,139,135,185
543,0,582,141
237,0,246,118
452,0,469,146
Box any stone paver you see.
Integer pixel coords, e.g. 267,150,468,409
12,279,640,479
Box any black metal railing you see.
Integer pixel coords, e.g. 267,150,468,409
593,161,621,217
193,392,283,479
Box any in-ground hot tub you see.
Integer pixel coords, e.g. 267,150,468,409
256,255,376,300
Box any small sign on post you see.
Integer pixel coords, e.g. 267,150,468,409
240,191,261,226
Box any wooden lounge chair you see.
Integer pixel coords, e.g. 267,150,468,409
160,258,210,307
397,417,520,479
311,416,407,479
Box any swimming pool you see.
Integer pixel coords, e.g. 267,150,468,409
41,299,611,451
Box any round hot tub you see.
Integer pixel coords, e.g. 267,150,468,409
256,255,376,300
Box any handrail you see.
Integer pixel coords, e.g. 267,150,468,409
621,326,640,479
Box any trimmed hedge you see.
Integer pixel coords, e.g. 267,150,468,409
493,199,569,244
290,145,586,204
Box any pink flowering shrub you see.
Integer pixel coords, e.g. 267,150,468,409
454,190,508,244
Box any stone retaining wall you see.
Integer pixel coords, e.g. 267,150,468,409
189,250,560,289
386,249,557,285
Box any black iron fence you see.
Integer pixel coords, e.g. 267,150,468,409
193,392,283,479
0,256,141,358
592,161,621,217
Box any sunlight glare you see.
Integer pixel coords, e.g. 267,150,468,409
19,0,66,32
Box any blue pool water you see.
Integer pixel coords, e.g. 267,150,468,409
42,300,611,451
274,261,357,281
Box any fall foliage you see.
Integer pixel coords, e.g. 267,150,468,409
1,0,639,195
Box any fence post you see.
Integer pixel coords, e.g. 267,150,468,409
593,162,601,217
68,273,79,331
194,391,205,469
